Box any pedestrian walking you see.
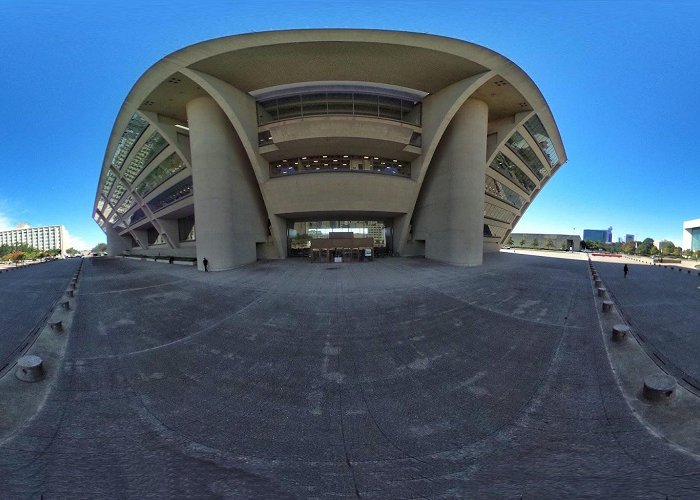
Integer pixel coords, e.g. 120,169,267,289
623,264,628,278
203,257,209,272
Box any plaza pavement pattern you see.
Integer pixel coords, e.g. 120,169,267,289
1,254,700,498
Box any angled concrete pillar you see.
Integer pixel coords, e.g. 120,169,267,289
187,97,265,271
106,225,131,256
416,98,488,266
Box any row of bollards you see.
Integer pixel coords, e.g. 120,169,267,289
14,259,84,383
590,258,677,403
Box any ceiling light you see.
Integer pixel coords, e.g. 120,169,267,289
174,124,189,131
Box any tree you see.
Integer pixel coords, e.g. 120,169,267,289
545,238,554,248
92,243,107,253
621,241,635,254
9,251,25,264
532,238,539,248
519,238,526,247
66,247,79,256
507,237,514,246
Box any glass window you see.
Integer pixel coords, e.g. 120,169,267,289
485,175,525,209
97,197,106,212
506,132,548,180
178,215,196,241
327,93,354,115
128,208,146,226
353,93,378,117
257,100,277,125
277,95,302,120
101,169,116,197
109,181,127,207
122,132,169,183
116,195,135,215
269,155,410,178
483,224,507,238
378,96,402,121
256,91,422,126
301,93,328,117
146,176,194,213
484,201,517,224
524,115,560,168
135,153,186,197
489,152,536,194
111,113,148,169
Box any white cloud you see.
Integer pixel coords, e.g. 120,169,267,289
64,228,91,251
0,211,12,231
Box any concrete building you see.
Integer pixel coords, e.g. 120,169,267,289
683,218,700,251
509,233,580,251
583,227,612,244
93,29,566,270
0,224,66,254
625,234,635,243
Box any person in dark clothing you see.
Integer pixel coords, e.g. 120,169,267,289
169,256,174,264
623,264,629,278
203,257,209,272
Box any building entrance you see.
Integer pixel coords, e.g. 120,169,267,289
287,220,393,258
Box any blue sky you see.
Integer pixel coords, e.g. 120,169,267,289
1,0,698,249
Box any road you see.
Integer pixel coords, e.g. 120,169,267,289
0,259,80,374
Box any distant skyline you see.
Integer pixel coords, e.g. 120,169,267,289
1,0,698,249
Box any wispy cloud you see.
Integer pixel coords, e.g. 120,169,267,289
64,228,91,251
0,211,12,231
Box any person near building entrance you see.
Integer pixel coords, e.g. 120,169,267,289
203,257,209,272
623,264,628,278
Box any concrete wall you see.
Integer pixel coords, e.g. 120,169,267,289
411,99,488,266
510,233,581,251
187,97,268,271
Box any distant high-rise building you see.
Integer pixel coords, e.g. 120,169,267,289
683,219,700,251
625,234,634,243
0,224,66,254
583,227,612,243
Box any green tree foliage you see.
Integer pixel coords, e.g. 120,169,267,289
66,247,79,256
545,238,554,248
1,243,59,261
91,243,107,253
532,238,539,247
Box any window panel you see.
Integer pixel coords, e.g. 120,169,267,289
484,201,516,224
146,176,193,213
485,175,525,209
111,113,148,169
109,181,127,207
524,115,560,168
506,132,548,180
101,170,116,197
135,153,186,197
489,152,536,194
122,132,169,183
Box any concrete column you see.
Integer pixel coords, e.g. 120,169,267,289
417,98,488,266
106,225,131,256
187,97,264,271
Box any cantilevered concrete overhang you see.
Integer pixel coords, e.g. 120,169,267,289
94,29,566,270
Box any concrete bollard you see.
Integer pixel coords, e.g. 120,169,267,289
66,289,74,298
597,287,607,297
49,320,63,332
594,279,602,288
602,301,614,313
60,300,70,311
612,324,630,341
15,355,45,382
642,374,676,402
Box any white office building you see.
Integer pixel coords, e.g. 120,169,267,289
0,225,67,254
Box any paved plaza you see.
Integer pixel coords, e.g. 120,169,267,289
1,253,700,497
